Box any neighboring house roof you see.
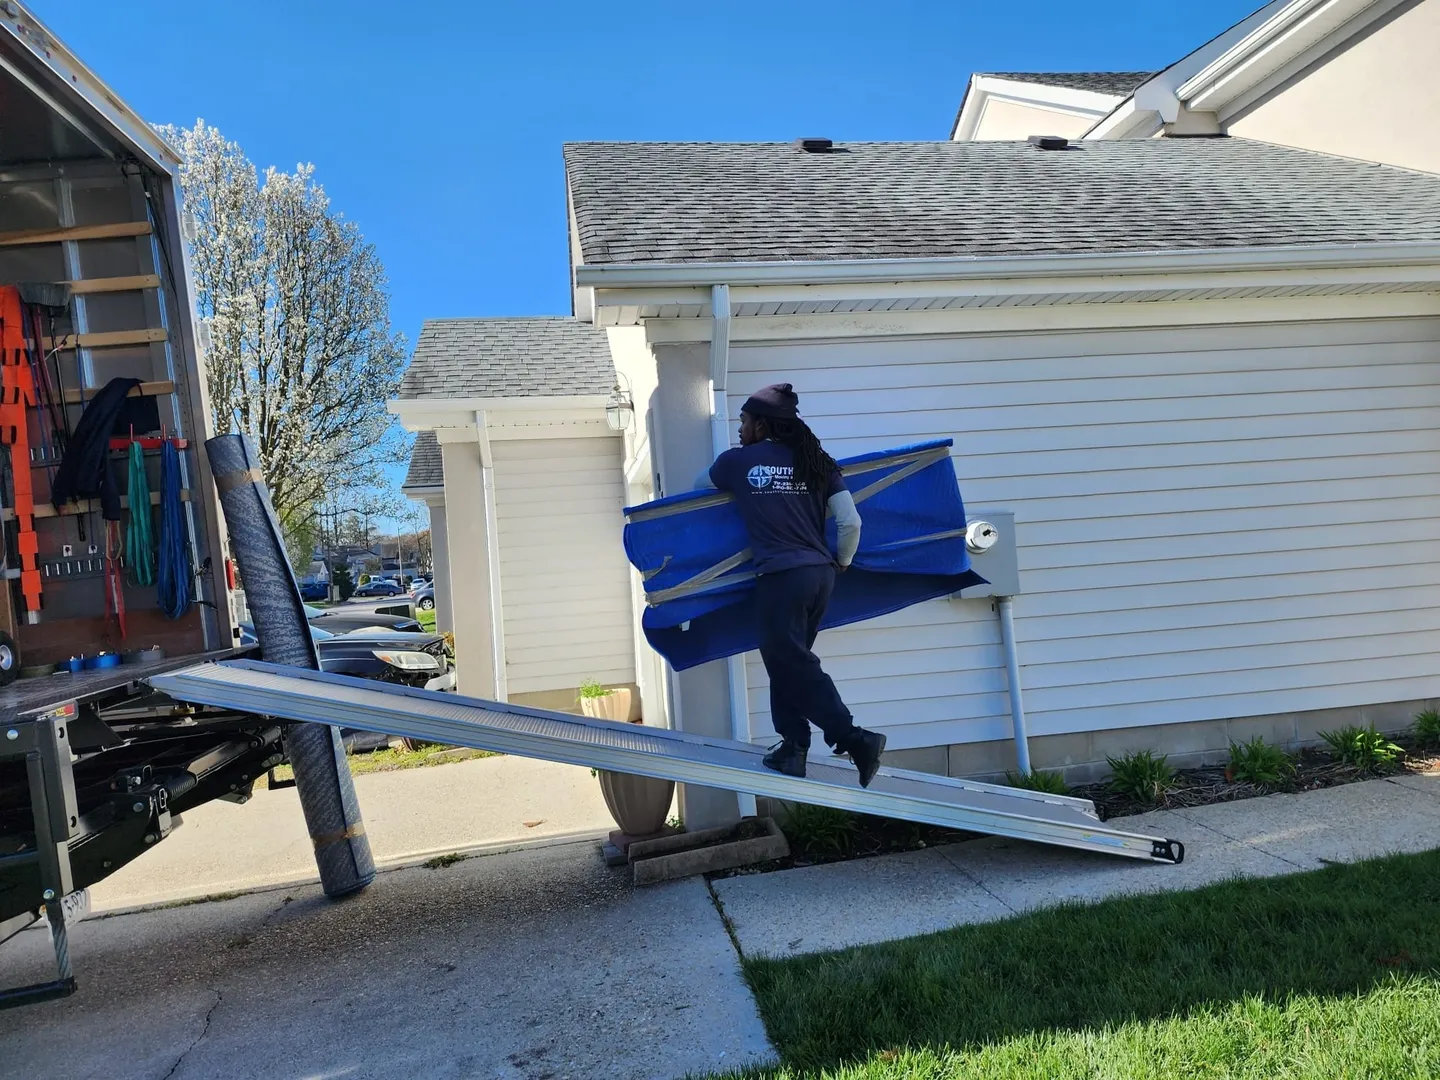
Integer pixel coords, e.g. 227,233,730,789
402,431,443,491
976,71,1156,95
564,138,1440,265
397,316,615,400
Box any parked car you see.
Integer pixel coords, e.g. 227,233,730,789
238,622,452,690
298,581,329,602
413,585,436,612
352,579,405,597
238,621,455,750
306,605,423,634
407,576,431,595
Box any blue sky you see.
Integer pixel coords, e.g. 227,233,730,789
42,0,1260,524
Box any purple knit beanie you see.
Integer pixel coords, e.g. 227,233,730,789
741,382,800,420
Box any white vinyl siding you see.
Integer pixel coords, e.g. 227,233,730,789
492,437,635,694
729,314,1440,750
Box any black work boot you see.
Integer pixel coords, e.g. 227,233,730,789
842,729,887,788
763,739,808,779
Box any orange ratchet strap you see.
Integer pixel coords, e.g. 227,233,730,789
0,285,43,618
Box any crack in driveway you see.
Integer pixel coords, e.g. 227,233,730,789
159,987,222,1080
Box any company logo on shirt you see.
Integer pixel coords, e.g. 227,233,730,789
747,464,805,493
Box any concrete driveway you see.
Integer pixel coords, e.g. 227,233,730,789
89,754,619,912
0,841,775,1080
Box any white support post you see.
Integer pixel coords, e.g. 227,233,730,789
476,411,508,701
708,284,757,818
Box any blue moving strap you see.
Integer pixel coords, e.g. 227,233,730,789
624,438,986,670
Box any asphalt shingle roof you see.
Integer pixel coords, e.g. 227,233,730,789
397,317,615,400
402,431,442,490
563,139,1440,265
979,71,1155,95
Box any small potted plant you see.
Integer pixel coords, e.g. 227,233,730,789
580,679,672,838
577,679,632,722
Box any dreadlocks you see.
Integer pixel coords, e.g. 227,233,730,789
766,416,839,495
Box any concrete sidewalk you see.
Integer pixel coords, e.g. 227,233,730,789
712,772,1440,957
91,754,618,911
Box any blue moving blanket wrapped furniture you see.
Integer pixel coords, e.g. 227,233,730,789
624,438,987,670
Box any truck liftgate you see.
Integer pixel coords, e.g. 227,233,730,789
149,660,1186,865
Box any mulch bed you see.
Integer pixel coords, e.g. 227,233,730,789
1078,737,1440,821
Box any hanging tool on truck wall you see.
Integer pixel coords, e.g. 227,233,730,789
156,438,189,619
50,376,142,520
0,285,43,621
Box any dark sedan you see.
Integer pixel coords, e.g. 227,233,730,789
353,579,405,598
305,605,423,635
413,585,436,612
238,623,454,692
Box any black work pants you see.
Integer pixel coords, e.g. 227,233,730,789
754,563,857,750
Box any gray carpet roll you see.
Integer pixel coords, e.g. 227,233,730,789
206,434,375,897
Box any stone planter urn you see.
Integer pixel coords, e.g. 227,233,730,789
597,769,675,837
580,686,674,836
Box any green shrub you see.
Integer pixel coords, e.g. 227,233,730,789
1227,737,1295,790
1004,769,1070,796
782,803,858,857
331,564,354,601
577,679,612,699
1413,709,1440,749
1320,724,1404,770
1106,750,1174,803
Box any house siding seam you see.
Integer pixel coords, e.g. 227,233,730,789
727,312,1440,751
491,437,636,695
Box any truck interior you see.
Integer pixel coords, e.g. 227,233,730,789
0,17,278,1007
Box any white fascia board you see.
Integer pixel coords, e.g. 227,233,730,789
577,241,1440,294
601,258,1440,323
1083,98,1161,139
0,2,182,173
1085,0,1293,136
953,76,1122,140
1178,0,1382,113
388,395,610,431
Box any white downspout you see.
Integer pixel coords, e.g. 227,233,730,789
997,596,1031,775
476,410,508,701
709,284,757,819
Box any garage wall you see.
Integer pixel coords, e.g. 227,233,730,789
491,436,635,695
728,314,1440,751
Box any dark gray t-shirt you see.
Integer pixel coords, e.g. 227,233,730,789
710,441,844,574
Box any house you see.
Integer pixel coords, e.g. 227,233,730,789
389,317,640,716
563,133,1440,829
394,0,1440,832
402,432,450,629
955,0,1440,174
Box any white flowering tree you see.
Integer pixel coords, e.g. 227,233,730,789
159,121,408,543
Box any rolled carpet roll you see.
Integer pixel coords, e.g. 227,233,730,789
206,434,375,897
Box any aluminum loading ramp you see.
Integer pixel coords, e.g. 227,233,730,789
149,661,1184,864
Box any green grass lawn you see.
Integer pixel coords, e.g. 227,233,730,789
418,608,437,632
723,850,1440,1079
260,742,494,786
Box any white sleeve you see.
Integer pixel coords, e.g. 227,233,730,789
828,490,861,566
